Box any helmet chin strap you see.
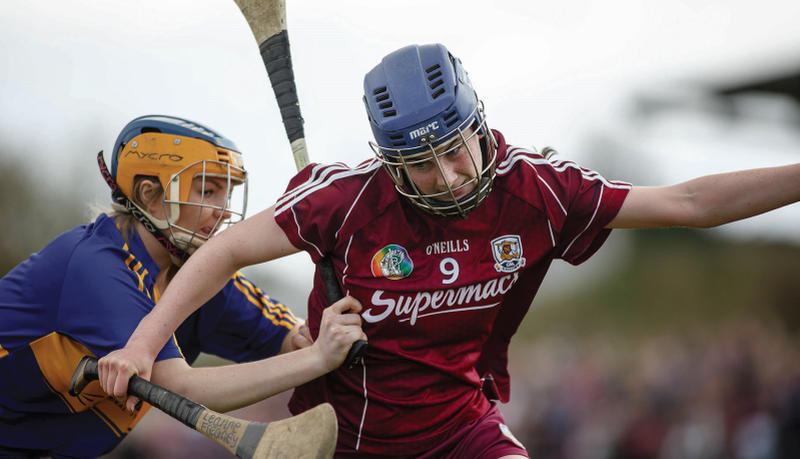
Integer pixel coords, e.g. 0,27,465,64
170,232,205,255
98,151,190,265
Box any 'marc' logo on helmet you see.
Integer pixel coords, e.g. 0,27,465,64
408,121,440,141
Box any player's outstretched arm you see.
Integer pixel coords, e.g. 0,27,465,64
99,205,300,410
608,163,800,229
102,297,366,413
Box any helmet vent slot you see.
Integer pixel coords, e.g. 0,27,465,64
389,133,406,147
372,86,396,118
425,64,441,74
444,110,459,128
425,64,445,99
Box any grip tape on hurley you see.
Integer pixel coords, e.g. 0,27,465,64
259,30,304,143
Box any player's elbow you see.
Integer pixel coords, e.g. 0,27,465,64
666,187,721,228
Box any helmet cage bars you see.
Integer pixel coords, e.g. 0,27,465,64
363,43,497,217
160,157,248,253
369,102,498,217
105,115,248,260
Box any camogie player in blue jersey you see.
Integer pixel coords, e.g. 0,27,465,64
0,115,365,458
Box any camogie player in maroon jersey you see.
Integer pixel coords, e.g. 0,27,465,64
100,44,800,458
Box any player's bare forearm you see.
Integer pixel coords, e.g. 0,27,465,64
126,236,241,357
685,164,800,226
155,347,326,412
609,163,800,229
127,207,299,355
153,298,365,413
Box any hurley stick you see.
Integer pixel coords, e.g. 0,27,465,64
234,0,367,368
69,356,336,458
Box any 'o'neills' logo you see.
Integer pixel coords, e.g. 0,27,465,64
363,272,520,325
371,244,413,280
491,235,526,273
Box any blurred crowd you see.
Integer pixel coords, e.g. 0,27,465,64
502,320,800,459
106,319,800,459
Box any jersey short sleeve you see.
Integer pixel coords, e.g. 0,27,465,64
547,159,630,264
275,164,347,263
175,272,298,364
498,144,631,265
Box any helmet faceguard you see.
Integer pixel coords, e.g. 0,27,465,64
102,115,248,262
363,44,497,217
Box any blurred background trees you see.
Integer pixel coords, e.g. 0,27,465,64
0,153,86,275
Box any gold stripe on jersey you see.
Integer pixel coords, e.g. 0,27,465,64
121,241,152,300
29,332,150,436
232,272,297,328
235,273,297,324
0,343,8,359
131,261,150,295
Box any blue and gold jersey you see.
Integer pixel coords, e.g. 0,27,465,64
0,214,298,457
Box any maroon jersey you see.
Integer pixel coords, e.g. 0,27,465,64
274,130,631,455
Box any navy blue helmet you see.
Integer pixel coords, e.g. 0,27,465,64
363,44,497,216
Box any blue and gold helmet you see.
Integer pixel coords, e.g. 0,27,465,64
106,115,247,255
363,44,497,217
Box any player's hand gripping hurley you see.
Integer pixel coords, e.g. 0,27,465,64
69,356,336,459
234,0,367,368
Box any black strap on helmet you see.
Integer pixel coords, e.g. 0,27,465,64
97,151,189,263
